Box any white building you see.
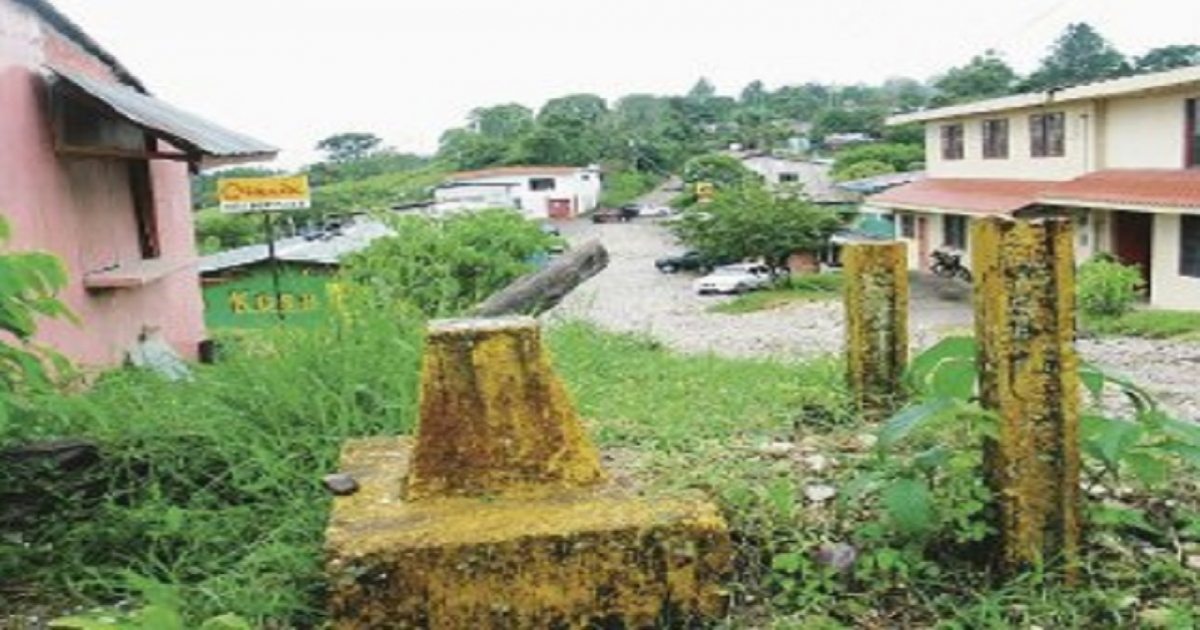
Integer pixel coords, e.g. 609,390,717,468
867,66,1200,310
433,165,602,219
737,153,857,204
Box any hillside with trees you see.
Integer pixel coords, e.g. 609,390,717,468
193,23,1199,252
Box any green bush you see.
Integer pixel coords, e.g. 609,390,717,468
599,170,662,208
341,208,555,317
1077,255,1145,317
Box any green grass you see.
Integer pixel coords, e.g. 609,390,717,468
4,316,1199,628
708,274,843,315
1083,309,1200,339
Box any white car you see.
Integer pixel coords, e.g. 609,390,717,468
693,263,775,295
639,204,674,217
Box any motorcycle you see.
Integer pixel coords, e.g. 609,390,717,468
930,247,972,282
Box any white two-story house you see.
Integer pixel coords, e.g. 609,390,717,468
433,165,602,220
867,66,1200,310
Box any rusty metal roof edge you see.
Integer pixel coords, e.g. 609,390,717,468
50,67,278,161
17,0,146,92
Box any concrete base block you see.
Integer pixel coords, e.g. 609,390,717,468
326,438,732,629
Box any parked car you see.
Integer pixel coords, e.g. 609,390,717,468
591,205,639,223
693,263,775,295
639,204,674,217
655,250,713,273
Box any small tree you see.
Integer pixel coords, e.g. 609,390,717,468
316,132,384,163
670,184,844,270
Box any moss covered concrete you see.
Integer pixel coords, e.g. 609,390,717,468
971,217,1081,582
843,242,909,419
405,317,606,501
326,437,732,629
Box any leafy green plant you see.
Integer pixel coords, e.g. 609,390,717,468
341,208,555,317
51,574,250,629
0,215,75,436
1077,255,1145,317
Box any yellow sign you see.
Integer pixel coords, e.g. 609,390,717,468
695,181,715,202
218,175,311,213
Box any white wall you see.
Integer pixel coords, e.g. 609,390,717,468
1103,92,1195,169
1151,213,1200,310
924,102,1095,181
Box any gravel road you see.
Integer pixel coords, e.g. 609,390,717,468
547,215,1200,422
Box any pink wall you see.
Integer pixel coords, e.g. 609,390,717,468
0,1,205,367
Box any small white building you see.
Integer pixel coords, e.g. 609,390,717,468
433,165,602,219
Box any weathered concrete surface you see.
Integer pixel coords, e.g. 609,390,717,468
405,317,606,501
972,217,1081,582
843,242,909,419
327,317,732,628
326,438,732,629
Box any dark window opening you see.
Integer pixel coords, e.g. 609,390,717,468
1187,98,1199,168
129,156,160,259
941,124,964,160
1030,112,1065,158
779,172,800,183
529,177,556,191
943,215,968,249
982,118,1009,159
900,214,916,238
1182,215,1200,278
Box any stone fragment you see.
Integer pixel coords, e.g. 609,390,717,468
804,484,837,503
322,473,358,496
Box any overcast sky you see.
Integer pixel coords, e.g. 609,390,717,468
47,0,1200,168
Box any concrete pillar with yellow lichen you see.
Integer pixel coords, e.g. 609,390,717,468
971,217,1081,582
843,241,909,420
325,316,732,629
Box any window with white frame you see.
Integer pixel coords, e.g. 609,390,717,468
981,119,1009,159
1181,215,1200,278
941,124,964,160
943,215,967,249
1030,112,1065,158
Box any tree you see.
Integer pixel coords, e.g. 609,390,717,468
437,128,508,170
469,103,534,140
316,132,384,163
832,143,925,178
670,184,843,269
931,51,1018,106
680,154,760,190
1022,23,1129,91
834,160,895,183
1134,45,1200,74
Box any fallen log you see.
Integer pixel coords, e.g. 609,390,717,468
472,239,608,317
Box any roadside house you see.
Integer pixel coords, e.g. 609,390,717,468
0,0,277,365
736,152,858,204
433,165,602,219
867,66,1200,310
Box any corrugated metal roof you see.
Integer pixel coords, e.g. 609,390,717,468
51,67,277,165
867,178,1054,216
16,0,145,91
1039,169,1200,211
199,218,394,274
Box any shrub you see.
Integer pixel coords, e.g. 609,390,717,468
1077,255,1145,317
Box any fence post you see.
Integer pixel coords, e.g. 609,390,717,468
972,217,1081,582
843,242,909,420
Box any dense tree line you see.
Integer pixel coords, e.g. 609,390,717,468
434,23,1198,175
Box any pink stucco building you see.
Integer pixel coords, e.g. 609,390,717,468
0,0,276,366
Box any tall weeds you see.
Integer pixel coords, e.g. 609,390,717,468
1,308,423,624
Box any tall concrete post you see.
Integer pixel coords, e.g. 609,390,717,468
843,242,909,420
972,217,1081,582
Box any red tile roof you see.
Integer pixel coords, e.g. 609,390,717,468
1039,169,1200,210
444,165,586,182
868,178,1055,215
